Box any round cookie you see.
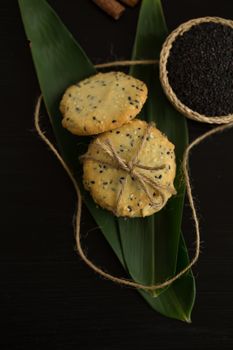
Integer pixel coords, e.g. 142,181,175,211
82,119,176,218
60,71,148,136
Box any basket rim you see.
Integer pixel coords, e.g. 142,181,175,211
159,16,233,125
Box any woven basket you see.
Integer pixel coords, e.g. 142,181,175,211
159,17,233,124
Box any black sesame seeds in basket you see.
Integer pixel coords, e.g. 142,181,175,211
159,17,233,124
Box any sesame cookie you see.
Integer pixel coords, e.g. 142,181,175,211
82,119,176,217
60,71,148,136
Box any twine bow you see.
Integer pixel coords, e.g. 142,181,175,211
81,123,176,216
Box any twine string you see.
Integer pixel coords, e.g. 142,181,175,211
34,59,233,291
95,59,159,68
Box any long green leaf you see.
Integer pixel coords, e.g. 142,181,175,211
18,0,195,320
126,0,195,320
123,0,187,288
18,0,125,266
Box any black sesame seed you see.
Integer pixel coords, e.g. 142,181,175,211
103,182,108,185
91,181,95,184
116,131,120,134
167,22,233,116
92,116,96,120
127,206,132,212
112,120,117,123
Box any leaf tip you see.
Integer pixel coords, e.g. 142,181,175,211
181,312,192,323
184,316,192,324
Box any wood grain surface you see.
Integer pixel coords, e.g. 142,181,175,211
0,0,233,349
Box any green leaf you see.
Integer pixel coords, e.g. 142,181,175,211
125,0,195,320
141,234,196,322
124,0,188,288
18,0,195,321
18,0,125,265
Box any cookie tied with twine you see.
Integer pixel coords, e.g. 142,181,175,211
81,119,176,217
160,17,233,124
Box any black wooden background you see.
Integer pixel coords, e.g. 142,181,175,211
1,1,233,349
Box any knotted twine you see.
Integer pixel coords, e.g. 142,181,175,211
80,123,176,216
34,59,233,291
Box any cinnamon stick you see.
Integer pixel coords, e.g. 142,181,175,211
119,0,140,7
92,0,125,20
